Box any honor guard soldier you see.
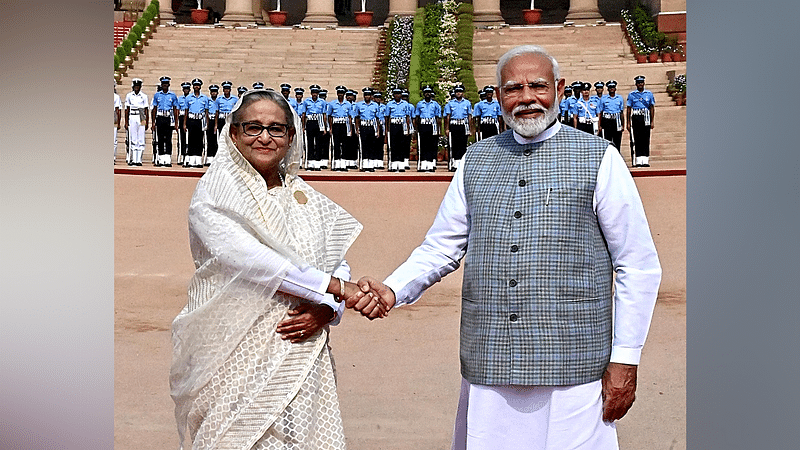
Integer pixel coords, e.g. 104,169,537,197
345,89,360,169
280,83,292,102
385,87,413,172
559,86,573,126
124,78,149,166
443,83,472,171
291,87,304,115
372,91,387,169
114,80,121,163
177,81,191,164
252,81,264,90
573,81,600,135
301,84,328,170
597,80,625,151
401,89,415,169
328,86,353,171
318,89,332,168
237,86,248,96
150,76,179,166
626,75,656,167
591,81,606,103
354,87,381,171
414,85,442,172
182,78,210,168
216,81,238,128
205,84,220,166
473,85,503,141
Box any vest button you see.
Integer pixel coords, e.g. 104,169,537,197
510,245,519,252
524,149,532,156
513,211,522,219
509,279,517,287
518,179,526,187
509,313,518,322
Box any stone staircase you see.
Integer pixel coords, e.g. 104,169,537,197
116,25,380,161
473,24,686,164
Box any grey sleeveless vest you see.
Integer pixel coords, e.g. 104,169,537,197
461,126,613,386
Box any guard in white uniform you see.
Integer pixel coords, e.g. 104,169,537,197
114,80,121,163
124,78,149,166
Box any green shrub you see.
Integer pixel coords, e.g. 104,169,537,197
457,2,473,14
114,53,121,71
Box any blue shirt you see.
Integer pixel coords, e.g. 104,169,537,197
626,90,656,110
473,99,501,119
301,97,328,116
216,95,238,114
385,100,411,118
207,96,218,115
572,97,600,119
328,100,352,118
186,93,210,115
597,94,625,115
559,98,572,116
444,98,472,120
415,99,442,119
151,90,179,111
177,94,190,112
354,101,380,121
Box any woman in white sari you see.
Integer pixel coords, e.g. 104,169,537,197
170,89,385,450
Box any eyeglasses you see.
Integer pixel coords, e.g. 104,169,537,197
235,122,289,138
501,81,551,97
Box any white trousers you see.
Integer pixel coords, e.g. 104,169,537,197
128,116,145,163
114,126,118,160
451,378,618,450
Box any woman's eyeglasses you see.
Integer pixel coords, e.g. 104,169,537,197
235,122,289,138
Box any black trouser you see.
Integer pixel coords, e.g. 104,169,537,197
375,123,386,164
177,115,187,158
305,119,324,162
630,114,651,157
561,114,573,127
449,123,468,161
600,116,623,150
186,118,204,157
155,116,173,155
331,122,348,161
388,122,408,162
479,121,499,140
205,117,224,159
417,123,438,162
359,125,377,161
576,120,594,135
345,132,359,165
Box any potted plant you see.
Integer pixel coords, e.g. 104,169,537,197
191,0,209,24
267,0,288,26
522,1,542,25
355,0,373,27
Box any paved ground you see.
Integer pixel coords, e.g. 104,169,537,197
115,173,685,450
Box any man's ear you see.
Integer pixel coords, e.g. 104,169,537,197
556,78,566,101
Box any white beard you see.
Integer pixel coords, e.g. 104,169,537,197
502,101,559,138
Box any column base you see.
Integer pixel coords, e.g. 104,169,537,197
473,11,505,26
302,13,338,28
564,11,603,24
221,13,256,26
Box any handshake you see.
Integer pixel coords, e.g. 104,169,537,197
339,276,397,320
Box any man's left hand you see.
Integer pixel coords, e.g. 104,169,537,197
601,362,638,422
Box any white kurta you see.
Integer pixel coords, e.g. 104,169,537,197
383,122,662,449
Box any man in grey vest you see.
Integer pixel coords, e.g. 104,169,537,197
356,45,661,449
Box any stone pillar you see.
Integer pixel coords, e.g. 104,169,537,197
472,0,504,26
302,0,338,27
565,0,603,24
252,0,266,25
386,0,416,23
222,0,257,25
159,0,175,21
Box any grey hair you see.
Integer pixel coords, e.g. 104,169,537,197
230,89,296,135
495,45,560,87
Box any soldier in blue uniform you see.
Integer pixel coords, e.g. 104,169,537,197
301,84,328,170
354,87,381,171
443,83,472,171
215,81,238,127
328,86,353,171
150,76,179,167
318,88,332,169
591,81,606,103
597,80,625,151
372,91,387,169
252,81,264,90
345,89,360,169
473,85,503,141
204,84,220,166
237,86,248,97
559,85,573,126
572,81,600,135
385,87,413,172
182,78,210,168
176,81,191,164
414,84,442,172
280,83,292,102
626,75,656,167
401,90,415,170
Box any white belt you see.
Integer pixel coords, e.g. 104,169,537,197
631,109,648,116
188,112,204,119
360,119,378,128
332,117,348,124
420,118,436,125
390,117,406,124
128,108,145,115
480,117,498,124
179,110,186,116
450,118,467,125
602,112,621,119
578,116,594,124
308,113,324,121
156,110,172,117
218,112,231,118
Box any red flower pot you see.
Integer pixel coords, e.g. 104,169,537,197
635,54,647,64
355,11,373,27
522,9,542,25
661,52,673,62
267,10,287,26
647,52,659,63
191,9,209,24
